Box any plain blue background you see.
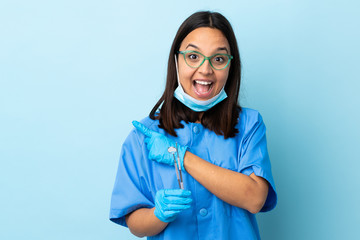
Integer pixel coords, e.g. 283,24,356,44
1,0,359,239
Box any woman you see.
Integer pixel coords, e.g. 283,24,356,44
110,11,277,239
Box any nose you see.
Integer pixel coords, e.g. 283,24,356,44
198,59,213,75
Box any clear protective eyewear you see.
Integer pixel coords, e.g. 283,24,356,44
178,50,233,70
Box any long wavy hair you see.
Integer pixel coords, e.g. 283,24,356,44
150,11,242,139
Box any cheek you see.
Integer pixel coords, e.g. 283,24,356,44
178,65,194,85
217,71,229,87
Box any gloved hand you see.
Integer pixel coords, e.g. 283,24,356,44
132,121,188,171
154,189,192,222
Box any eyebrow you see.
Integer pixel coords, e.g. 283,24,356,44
185,43,229,54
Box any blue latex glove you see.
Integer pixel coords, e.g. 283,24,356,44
154,189,192,222
132,121,188,171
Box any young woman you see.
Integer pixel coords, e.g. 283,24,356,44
110,11,277,239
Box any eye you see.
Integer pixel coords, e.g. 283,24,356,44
214,56,225,62
187,53,199,60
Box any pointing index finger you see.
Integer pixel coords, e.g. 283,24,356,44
132,121,153,137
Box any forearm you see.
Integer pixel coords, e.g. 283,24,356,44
125,207,168,237
184,151,268,213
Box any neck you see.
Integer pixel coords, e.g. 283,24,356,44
196,112,204,123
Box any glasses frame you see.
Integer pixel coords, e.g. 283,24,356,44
177,50,233,70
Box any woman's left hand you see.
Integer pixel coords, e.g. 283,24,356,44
132,121,188,171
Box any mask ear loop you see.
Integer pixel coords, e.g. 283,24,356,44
174,54,182,88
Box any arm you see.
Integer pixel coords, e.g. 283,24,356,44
125,189,192,237
131,120,269,214
125,207,168,237
184,151,269,214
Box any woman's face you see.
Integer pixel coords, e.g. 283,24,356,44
177,27,231,100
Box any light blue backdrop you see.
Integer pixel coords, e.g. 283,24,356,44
1,0,359,239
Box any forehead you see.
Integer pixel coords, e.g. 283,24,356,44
180,27,230,52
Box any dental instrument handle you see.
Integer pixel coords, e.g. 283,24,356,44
173,153,181,189
176,143,184,189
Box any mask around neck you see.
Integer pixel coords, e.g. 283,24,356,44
173,55,227,112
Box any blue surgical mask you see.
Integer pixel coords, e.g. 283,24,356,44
173,55,227,112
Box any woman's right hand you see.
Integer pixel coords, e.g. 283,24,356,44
132,121,188,171
154,189,192,223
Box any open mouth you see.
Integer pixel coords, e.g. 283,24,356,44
193,80,214,97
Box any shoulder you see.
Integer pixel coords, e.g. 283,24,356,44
137,115,160,131
236,107,265,137
238,107,263,124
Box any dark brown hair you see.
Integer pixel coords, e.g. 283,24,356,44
150,11,242,139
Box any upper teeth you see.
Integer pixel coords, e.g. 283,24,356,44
195,80,212,85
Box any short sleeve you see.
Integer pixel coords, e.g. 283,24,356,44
239,113,277,212
109,130,154,227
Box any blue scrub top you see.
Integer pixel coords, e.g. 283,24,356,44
110,108,277,239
